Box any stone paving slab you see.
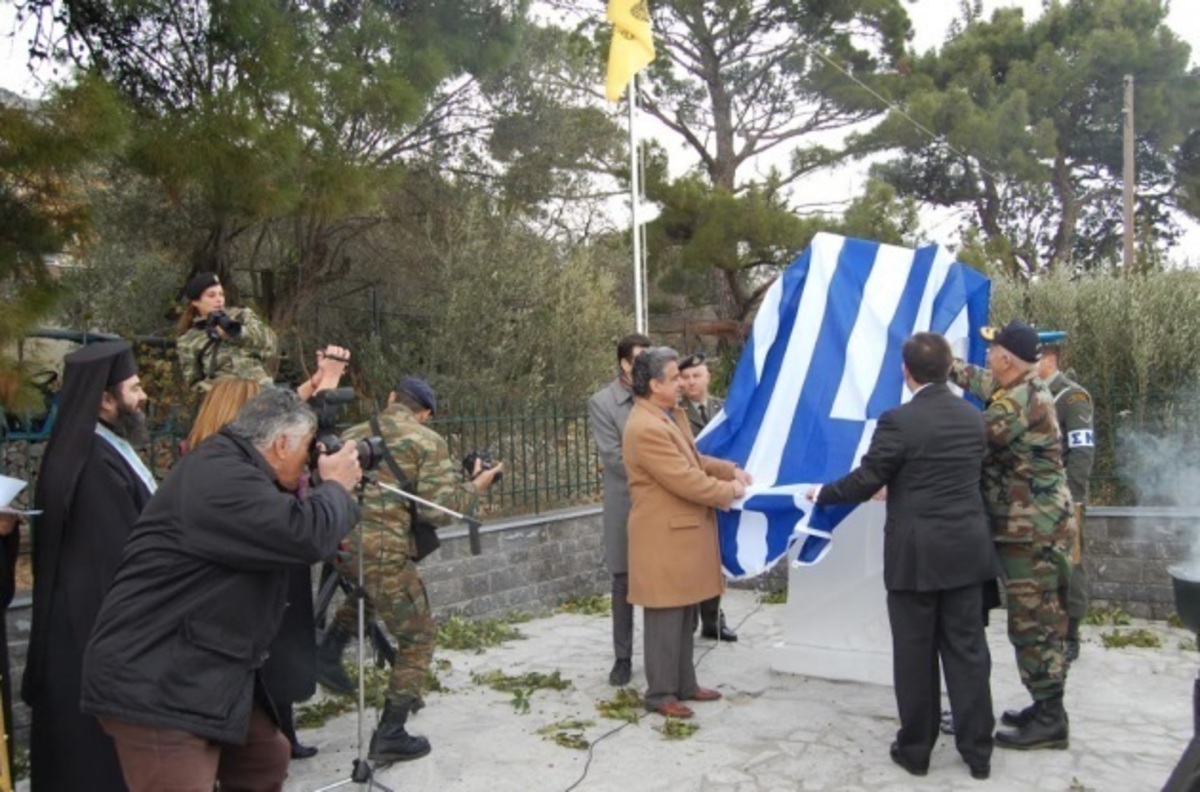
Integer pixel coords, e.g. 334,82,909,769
285,589,1195,792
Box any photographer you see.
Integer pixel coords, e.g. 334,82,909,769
316,377,502,764
80,388,362,791
176,272,279,392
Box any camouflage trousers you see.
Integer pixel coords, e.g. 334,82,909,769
997,541,1072,701
333,548,435,702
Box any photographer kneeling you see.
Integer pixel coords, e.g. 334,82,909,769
80,388,363,791
177,271,279,392
317,376,502,763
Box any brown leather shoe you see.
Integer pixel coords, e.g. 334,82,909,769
688,687,722,702
651,701,694,718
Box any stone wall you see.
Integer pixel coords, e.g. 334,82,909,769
1084,506,1200,619
418,506,608,619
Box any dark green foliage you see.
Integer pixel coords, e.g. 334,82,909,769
859,0,1200,276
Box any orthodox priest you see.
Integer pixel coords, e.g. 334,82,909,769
22,341,154,791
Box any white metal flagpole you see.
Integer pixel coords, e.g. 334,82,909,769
628,73,646,334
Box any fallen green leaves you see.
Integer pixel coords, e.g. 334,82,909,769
438,614,527,652
595,687,643,724
471,669,573,714
556,593,612,616
654,717,700,740
537,719,595,750
1100,628,1163,649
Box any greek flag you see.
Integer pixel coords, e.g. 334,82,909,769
696,233,991,578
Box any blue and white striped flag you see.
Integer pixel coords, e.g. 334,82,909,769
696,233,991,578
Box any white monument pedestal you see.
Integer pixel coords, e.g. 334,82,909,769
770,503,894,686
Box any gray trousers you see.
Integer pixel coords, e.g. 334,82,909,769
612,572,634,660
643,604,699,709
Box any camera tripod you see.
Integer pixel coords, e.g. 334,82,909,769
313,480,482,791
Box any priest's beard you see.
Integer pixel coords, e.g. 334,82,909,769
111,402,150,447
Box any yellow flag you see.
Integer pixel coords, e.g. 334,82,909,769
605,0,655,103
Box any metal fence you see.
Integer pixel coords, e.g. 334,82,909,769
1,397,602,519
5,386,1197,518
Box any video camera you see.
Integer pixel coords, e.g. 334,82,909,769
203,309,243,341
308,387,384,472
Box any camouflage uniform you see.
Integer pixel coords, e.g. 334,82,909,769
176,306,278,392
331,403,479,702
950,360,1074,702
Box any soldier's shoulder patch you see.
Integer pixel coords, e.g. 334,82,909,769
1066,391,1091,406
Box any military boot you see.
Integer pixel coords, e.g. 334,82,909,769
368,697,432,763
315,627,355,696
996,695,1069,750
1000,701,1039,728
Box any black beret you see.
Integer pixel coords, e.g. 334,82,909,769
679,353,707,372
184,272,221,301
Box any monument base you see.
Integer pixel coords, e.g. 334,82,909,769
769,503,893,687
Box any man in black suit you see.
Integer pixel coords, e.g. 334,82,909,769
806,332,997,781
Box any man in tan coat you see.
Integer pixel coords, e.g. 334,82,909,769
623,347,750,719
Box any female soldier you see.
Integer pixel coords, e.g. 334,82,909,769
176,272,278,391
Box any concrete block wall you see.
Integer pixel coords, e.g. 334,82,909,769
1084,507,1200,620
418,506,609,619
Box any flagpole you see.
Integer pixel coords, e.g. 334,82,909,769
628,73,646,334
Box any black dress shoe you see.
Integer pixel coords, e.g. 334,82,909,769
969,763,990,780
609,658,632,686
889,741,928,777
700,624,739,642
291,742,319,760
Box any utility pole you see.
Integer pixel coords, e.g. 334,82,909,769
1123,74,1135,273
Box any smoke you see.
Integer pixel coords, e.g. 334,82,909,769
1117,427,1200,509
1119,425,1200,583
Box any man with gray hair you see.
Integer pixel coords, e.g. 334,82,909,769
81,388,363,791
623,347,749,718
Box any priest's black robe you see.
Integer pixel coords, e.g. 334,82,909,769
24,439,151,792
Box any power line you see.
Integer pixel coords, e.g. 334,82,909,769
802,43,1001,183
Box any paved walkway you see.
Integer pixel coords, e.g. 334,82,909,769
280,588,1190,791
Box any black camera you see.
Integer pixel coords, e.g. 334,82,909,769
204,309,243,340
462,450,502,485
312,432,384,472
308,387,383,473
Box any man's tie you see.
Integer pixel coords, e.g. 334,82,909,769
699,403,708,424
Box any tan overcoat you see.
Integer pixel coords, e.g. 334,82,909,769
622,398,739,608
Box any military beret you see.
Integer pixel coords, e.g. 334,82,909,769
679,353,707,372
184,272,221,300
980,320,1039,363
398,376,437,414
1037,330,1068,351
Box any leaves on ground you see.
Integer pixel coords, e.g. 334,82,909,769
537,719,595,750
596,687,643,724
1100,628,1163,649
654,717,700,740
556,593,612,616
438,614,527,652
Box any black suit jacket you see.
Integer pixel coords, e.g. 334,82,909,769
818,383,998,592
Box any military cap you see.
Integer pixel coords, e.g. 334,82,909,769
980,320,1039,363
1038,330,1068,352
679,352,707,372
398,376,437,414
184,272,221,300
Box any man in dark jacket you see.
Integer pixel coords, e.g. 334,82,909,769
808,332,998,781
81,388,362,791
